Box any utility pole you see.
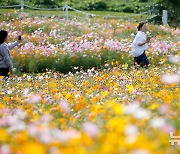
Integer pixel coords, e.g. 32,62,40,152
65,2,69,20
162,10,168,25
20,0,24,14
147,0,151,15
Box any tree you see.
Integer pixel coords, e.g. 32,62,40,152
31,0,57,6
152,0,180,26
154,0,180,14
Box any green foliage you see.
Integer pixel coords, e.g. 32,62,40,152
85,1,108,11
0,0,148,13
174,120,180,129
13,51,132,73
123,6,134,13
155,0,180,13
12,49,167,74
1,0,19,5
143,0,180,26
32,0,57,7
152,0,180,24
139,0,148,2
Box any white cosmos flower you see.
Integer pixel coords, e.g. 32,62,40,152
168,55,180,63
162,74,180,84
133,108,150,119
150,117,166,128
130,149,150,154
125,103,150,119
124,103,140,114
125,125,139,136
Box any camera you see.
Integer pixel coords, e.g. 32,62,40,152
18,36,21,40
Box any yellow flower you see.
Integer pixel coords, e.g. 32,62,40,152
87,88,93,95
81,134,93,146
150,103,159,110
51,88,60,93
0,129,8,142
20,142,46,154
107,117,126,133
124,63,128,69
49,81,58,89
75,96,87,110
101,91,109,97
0,103,6,109
114,104,123,115
23,74,27,78
126,85,134,93
3,96,10,102
94,84,101,90
59,118,66,125
81,81,89,87
16,131,29,143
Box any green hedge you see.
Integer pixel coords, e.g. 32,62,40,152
13,51,132,73
13,50,167,74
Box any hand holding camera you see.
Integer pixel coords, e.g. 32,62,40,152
146,35,151,43
18,35,21,40
17,35,22,43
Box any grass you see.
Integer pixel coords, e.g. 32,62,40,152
0,8,149,20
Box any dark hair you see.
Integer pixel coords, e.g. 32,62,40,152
137,22,145,31
0,30,8,44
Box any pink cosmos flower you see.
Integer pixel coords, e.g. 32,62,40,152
64,129,80,140
162,124,176,133
0,144,11,154
59,100,71,113
82,122,99,138
28,94,42,103
159,104,169,114
41,115,53,122
23,42,35,51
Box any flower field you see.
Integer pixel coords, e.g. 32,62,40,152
0,11,180,154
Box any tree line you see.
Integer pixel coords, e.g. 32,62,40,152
0,0,179,20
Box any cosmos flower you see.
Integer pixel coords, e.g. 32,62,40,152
162,74,180,84
82,122,99,138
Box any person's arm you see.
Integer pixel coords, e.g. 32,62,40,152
138,36,150,46
7,41,19,50
1,46,13,70
138,41,147,46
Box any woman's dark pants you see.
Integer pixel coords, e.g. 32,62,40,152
134,51,149,68
0,68,9,77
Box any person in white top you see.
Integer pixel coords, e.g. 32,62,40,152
132,22,151,68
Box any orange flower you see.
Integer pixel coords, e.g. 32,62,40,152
20,142,46,154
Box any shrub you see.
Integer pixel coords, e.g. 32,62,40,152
139,0,148,2
123,6,134,13
84,1,108,11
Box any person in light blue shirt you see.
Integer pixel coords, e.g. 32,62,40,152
132,22,151,68
0,30,21,77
